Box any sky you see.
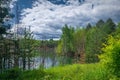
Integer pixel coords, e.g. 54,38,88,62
13,0,120,39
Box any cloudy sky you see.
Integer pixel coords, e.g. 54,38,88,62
16,0,120,39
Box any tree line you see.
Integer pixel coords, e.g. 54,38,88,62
56,18,116,64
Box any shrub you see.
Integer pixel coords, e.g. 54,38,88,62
0,68,22,80
100,36,120,78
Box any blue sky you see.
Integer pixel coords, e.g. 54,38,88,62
11,0,120,39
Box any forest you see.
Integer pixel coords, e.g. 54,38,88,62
0,0,120,80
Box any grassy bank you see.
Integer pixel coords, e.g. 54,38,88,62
0,63,110,80
45,63,108,80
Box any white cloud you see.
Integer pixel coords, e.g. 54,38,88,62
20,0,120,39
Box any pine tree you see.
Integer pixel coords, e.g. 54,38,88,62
96,19,104,27
103,18,116,34
86,23,92,30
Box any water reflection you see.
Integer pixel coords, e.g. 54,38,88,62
33,56,59,69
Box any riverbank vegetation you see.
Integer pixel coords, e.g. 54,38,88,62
0,63,108,80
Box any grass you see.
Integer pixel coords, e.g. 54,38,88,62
0,63,110,80
45,63,108,80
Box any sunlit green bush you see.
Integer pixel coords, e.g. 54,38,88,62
100,36,120,78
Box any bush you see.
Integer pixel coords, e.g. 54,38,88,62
0,68,22,80
100,36,120,78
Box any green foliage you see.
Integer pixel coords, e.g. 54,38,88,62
0,68,22,80
0,0,12,23
56,24,75,58
47,39,58,48
85,18,116,63
100,36,120,78
62,25,75,54
0,7,9,23
56,40,63,55
20,69,47,80
0,0,11,37
56,19,116,64
0,68,47,80
73,28,86,62
56,25,75,64
39,39,58,48
0,26,6,34
85,27,103,63
99,22,120,79
102,18,116,34
86,23,92,30
113,23,120,38
100,24,120,78
19,28,37,70
96,19,105,27
0,64,108,80
45,64,108,80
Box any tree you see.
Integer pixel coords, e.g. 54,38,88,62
0,0,13,73
86,23,92,30
100,23,120,78
61,25,75,57
0,0,10,37
56,24,75,64
85,19,116,63
103,18,116,34
96,19,104,27
19,27,34,70
113,23,120,38
85,27,104,63
74,28,86,63
0,27,6,39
